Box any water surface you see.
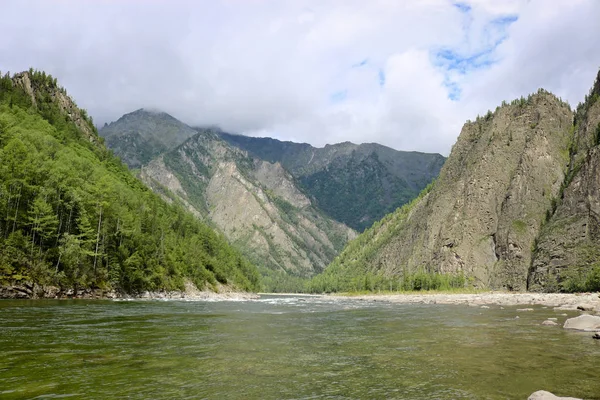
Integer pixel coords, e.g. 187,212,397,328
1,295,599,399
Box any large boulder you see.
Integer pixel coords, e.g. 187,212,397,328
528,390,581,400
563,314,600,331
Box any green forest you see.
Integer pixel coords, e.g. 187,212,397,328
0,70,260,294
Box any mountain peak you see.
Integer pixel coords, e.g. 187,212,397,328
99,108,197,168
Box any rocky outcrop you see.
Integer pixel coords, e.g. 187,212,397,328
529,70,600,292
327,91,573,290
141,129,356,279
12,71,99,144
0,282,115,299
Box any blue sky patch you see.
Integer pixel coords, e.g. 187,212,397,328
330,90,348,103
432,9,519,100
453,2,471,13
352,58,369,68
378,69,386,87
491,15,519,26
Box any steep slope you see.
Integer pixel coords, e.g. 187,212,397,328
140,129,356,287
0,70,260,296
99,109,197,168
219,133,445,231
312,90,573,292
530,71,600,292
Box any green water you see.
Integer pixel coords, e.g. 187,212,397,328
1,296,599,400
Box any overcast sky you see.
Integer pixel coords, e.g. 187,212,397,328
1,0,599,155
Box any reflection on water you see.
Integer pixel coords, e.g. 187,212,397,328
0,295,599,399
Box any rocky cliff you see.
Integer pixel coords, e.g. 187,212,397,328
141,128,356,281
321,90,573,290
9,70,99,145
219,133,445,231
529,71,600,291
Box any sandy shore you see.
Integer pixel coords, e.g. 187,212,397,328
328,292,600,312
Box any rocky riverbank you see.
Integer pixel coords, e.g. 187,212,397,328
0,280,258,301
331,292,600,313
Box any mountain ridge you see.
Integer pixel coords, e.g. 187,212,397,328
219,132,445,231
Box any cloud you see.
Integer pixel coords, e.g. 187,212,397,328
0,0,599,155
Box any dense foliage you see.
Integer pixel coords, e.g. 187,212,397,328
0,70,260,293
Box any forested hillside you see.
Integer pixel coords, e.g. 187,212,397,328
0,70,260,296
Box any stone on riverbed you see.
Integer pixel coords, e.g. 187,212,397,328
576,303,597,312
563,314,600,331
541,320,558,326
527,390,581,400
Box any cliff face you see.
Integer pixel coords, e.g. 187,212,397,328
325,91,573,290
219,133,445,231
530,71,600,291
141,129,356,279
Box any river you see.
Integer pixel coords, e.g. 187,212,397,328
1,295,598,399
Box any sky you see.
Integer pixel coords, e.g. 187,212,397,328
1,0,599,155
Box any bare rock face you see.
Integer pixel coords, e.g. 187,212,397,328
340,91,572,290
530,71,600,292
141,129,356,278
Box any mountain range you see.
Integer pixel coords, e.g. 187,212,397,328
99,110,443,290
4,66,599,296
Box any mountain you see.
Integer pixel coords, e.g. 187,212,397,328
310,89,574,292
99,109,197,169
219,133,445,231
529,71,600,292
0,70,260,297
140,128,356,290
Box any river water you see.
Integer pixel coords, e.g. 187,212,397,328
0,295,599,399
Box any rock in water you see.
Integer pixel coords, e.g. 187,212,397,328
563,314,600,331
528,390,581,400
541,320,558,326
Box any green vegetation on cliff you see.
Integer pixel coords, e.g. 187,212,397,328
530,70,600,292
312,88,575,293
305,182,470,292
0,70,260,293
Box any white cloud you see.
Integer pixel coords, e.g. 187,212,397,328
0,0,599,155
